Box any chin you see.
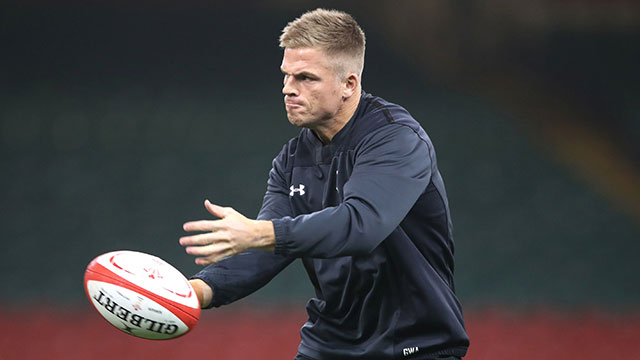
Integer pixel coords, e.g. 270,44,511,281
287,115,305,127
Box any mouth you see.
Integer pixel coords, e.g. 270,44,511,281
284,97,303,110
285,103,302,111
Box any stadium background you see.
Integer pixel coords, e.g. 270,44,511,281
1,1,639,359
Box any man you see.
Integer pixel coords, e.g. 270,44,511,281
180,8,469,360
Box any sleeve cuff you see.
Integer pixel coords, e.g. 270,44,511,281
272,218,291,256
190,272,220,309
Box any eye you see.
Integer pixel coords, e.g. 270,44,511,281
298,74,317,82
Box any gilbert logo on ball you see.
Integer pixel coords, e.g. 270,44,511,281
83,250,200,340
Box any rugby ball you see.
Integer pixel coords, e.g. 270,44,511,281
83,250,200,340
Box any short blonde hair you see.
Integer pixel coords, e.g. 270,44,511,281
279,8,366,79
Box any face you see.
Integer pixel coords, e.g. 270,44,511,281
280,47,345,129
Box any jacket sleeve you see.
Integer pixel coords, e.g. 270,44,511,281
272,124,431,258
191,146,296,308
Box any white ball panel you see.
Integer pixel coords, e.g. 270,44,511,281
86,280,189,340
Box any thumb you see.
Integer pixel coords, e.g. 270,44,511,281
204,199,227,218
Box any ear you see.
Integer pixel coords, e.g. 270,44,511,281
342,72,359,99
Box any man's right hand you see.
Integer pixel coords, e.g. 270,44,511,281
189,279,213,308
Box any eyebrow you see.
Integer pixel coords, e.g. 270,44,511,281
281,69,319,79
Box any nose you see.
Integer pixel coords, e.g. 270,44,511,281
282,76,298,96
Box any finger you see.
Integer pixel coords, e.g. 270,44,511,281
179,232,224,247
189,246,235,265
205,200,229,219
185,241,230,256
197,250,235,265
183,219,223,232
195,255,223,266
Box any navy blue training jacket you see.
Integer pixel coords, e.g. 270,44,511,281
193,91,469,359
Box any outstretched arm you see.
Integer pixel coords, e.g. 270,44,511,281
181,125,431,263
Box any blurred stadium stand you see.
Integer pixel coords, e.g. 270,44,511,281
1,1,639,359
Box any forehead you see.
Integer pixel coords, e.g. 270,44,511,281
280,47,332,73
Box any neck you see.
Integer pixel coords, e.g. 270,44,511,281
313,88,362,144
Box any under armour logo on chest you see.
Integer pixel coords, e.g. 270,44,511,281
289,184,305,196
